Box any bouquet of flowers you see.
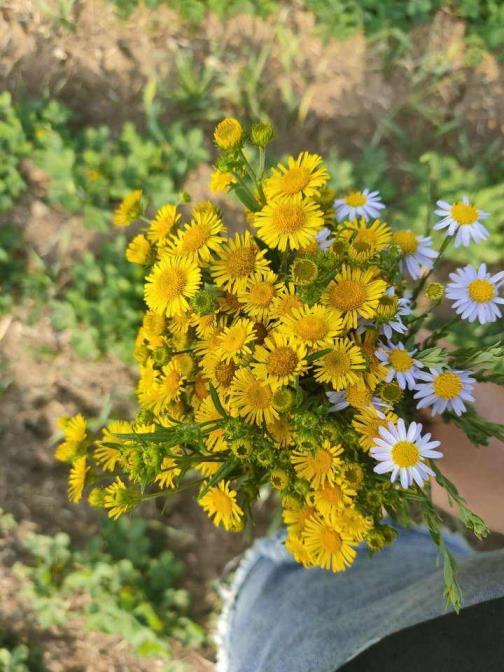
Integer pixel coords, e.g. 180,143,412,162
56,118,504,608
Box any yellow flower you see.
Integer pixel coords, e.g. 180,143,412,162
352,406,398,452
104,477,141,519
214,118,244,151
285,532,313,567
303,515,357,572
211,231,270,293
291,440,343,488
238,271,285,320
144,255,201,316
195,396,229,452
148,204,181,245
282,502,316,535
142,311,166,347
68,456,89,503
113,190,142,227
166,209,224,262
313,338,366,390
344,381,374,408
351,330,388,391
345,218,392,262
199,481,243,531
254,195,324,251
216,318,256,363
264,152,329,199
94,420,132,472
269,283,303,319
322,266,387,330
55,414,87,462
210,169,236,193
228,368,279,425
279,304,342,350
155,452,182,489
313,482,357,519
149,360,186,414
202,352,238,394
252,331,308,386
332,507,372,542
126,234,151,264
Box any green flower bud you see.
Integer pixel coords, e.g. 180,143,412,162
249,121,275,148
426,282,445,302
272,387,296,412
291,257,318,286
191,289,218,316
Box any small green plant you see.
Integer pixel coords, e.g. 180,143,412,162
0,93,32,212
50,235,144,360
13,515,204,660
0,642,43,672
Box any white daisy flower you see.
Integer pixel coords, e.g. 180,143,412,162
393,230,438,279
371,419,443,489
327,389,389,412
334,188,385,222
316,227,334,251
446,263,504,324
414,368,475,416
376,341,424,390
433,195,489,248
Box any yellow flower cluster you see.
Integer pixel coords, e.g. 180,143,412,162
56,118,498,588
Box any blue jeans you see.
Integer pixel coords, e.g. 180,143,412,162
217,526,504,672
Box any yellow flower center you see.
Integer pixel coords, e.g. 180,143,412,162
220,326,249,352
310,448,333,476
275,294,303,316
353,229,378,253
245,381,273,409
271,204,307,233
181,222,211,252
157,267,187,300
211,490,234,515
281,166,311,194
451,202,478,226
249,281,275,306
346,384,372,407
267,347,299,377
328,279,367,312
388,349,413,372
295,316,328,342
393,230,418,254
324,350,352,377
345,191,367,207
225,246,258,280
433,371,463,400
391,441,420,468
468,278,494,303
320,527,343,554
319,484,343,506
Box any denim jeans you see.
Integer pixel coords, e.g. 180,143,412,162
217,526,504,672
